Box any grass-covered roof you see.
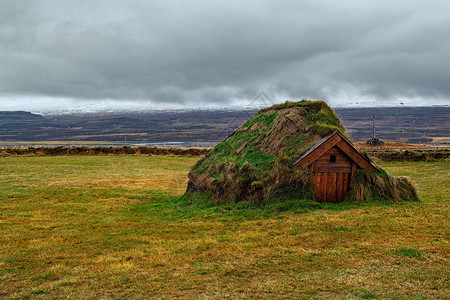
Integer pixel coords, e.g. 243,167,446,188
184,100,419,205
194,100,347,174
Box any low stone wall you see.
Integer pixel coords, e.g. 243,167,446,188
1,146,448,161
0,146,211,157
366,150,449,161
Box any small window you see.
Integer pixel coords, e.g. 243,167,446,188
330,155,336,162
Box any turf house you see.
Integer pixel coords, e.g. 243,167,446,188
184,100,419,204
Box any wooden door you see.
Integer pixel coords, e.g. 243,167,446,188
310,147,356,203
313,171,352,203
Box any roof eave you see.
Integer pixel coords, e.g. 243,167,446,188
292,130,379,172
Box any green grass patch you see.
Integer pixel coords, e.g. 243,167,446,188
0,156,448,298
242,112,277,128
392,248,422,259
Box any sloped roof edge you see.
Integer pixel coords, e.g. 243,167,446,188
292,130,379,172
292,132,336,167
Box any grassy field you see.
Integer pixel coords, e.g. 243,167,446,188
0,156,448,299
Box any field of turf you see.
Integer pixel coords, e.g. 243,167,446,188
0,156,448,298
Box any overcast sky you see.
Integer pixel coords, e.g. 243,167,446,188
0,0,449,112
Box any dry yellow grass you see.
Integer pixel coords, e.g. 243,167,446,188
0,156,448,298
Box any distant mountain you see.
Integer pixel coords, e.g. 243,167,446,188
0,111,46,121
0,111,65,140
0,107,448,145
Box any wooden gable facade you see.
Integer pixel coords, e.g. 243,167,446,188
292,131,378,203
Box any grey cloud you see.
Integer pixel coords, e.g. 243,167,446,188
0,0,449,108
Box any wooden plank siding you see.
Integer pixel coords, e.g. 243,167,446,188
311,146,353,203
292,130,379,203
292,131,378,173
292,133,341,169
335,140,378,172
350,163,357,188
313,172,351,203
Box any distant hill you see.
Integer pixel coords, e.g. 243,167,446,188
0,107,448,145
0,111,63,140
334,107,450,145
0,111,45,121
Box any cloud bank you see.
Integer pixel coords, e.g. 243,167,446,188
0,0,449,110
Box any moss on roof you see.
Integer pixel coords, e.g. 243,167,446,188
184,100,419,205
194,100,347,173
